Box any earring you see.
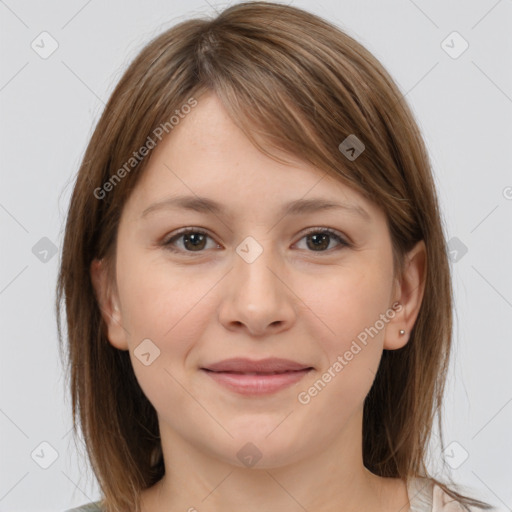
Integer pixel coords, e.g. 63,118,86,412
399,329,405,335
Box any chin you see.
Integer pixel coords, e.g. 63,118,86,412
219,429,308,469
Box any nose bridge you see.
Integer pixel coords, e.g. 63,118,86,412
234,233,283,303
217,233,296,335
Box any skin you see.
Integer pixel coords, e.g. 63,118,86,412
91,91,426,512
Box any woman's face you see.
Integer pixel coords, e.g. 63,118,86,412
91,92,424,469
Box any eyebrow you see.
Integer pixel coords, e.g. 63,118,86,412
140,195,370,220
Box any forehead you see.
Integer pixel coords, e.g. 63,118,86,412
122,92,380,222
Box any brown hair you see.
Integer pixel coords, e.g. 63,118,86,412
56,2,493,511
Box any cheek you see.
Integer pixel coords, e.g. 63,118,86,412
118,248,218,343
116,258,222,415
294,278,388,437
306,261,393,349
297,259,393,403
118,263,218,417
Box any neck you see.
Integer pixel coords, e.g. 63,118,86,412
140,407,403,512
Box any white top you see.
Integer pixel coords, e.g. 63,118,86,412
65,476,478,511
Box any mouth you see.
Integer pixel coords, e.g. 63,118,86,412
202,357,312,373
200,358,313,395
204,370,309,375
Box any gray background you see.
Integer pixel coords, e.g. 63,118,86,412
1,0,511,510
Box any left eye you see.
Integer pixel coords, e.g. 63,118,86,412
162,227,349,254
295,227,349,252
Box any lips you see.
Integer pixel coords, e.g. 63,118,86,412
201,357,312,374
200,358,313,396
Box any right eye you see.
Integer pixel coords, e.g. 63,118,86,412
162,228,221,254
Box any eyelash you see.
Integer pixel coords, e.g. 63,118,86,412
161,227,350,255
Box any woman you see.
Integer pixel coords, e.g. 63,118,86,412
57,2,494,511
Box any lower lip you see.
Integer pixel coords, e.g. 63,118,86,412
201,369,312,395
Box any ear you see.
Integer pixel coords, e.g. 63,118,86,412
384,240,427,350
89,258,129,350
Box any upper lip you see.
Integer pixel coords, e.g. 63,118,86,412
202,358,312,373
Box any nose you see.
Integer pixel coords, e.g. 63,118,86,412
217,239,297,337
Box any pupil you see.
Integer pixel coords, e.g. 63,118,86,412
308,233,329,251
185,233,206,251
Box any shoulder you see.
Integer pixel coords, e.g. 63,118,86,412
64,501,104,512
432,484,466,511
432,484,479,512
408,477,476,512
